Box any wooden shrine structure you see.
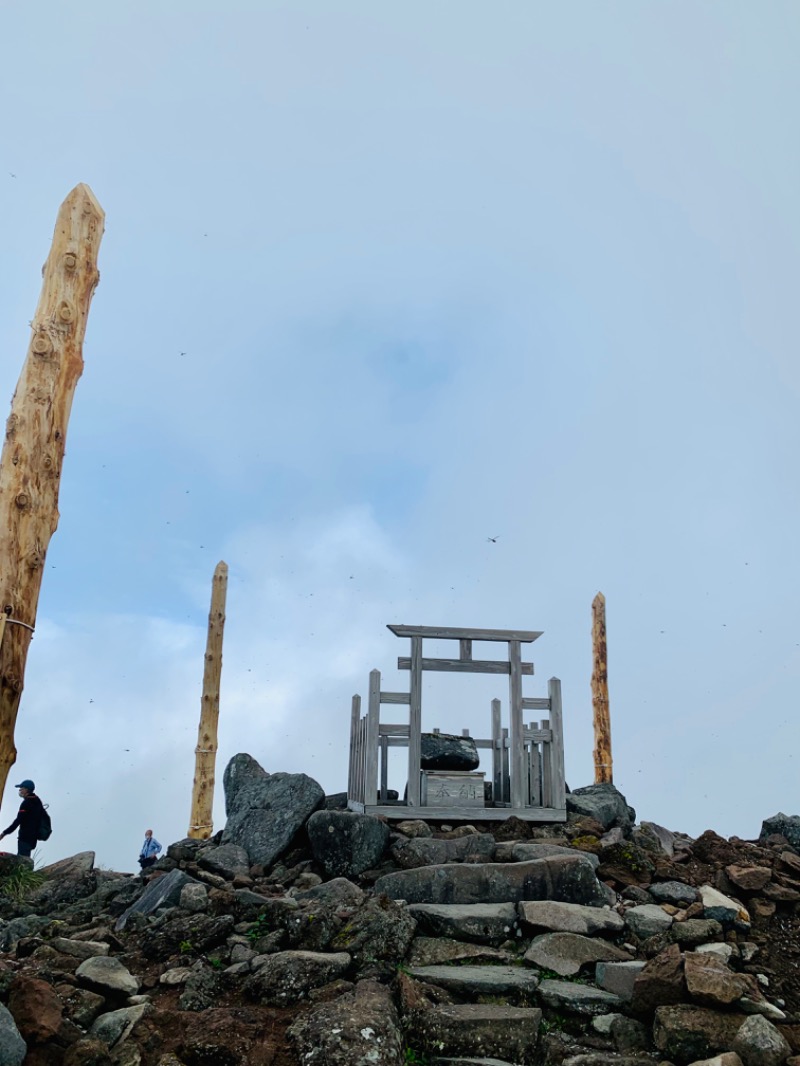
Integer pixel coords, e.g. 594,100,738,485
347,625,567,821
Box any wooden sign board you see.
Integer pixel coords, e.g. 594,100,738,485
421,771,486,808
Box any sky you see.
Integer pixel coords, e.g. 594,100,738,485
0,2,799,872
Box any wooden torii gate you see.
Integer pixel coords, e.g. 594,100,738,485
348,624,567,822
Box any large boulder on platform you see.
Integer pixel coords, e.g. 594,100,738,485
374,855,607,906
421,732,479,771
115,869,195,931
759,812,800,849
566,784,635,832
307,811,390,878
221,755,324,868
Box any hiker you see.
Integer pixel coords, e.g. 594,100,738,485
138,829,162,870
0,779,44,857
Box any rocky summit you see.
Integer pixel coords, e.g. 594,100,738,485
0,758,799,1065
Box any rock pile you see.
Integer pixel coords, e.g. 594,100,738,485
0,759,798,1065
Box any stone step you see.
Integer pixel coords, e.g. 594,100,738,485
537,978,623,1016
375,855,607,907
408,964,539,1000
408,903,518,945
417,1002,540,1064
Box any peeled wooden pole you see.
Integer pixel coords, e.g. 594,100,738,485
591,592,612,783
188,561,228,838
0,185,104,796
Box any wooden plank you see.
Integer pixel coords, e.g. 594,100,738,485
508,640,526,808
501,726,510,804
379,724,410,736
521,697,550,711
548,677,567,812
523,728,552,743
398,657,534,675
380,691,411,705
379,734,389,803
346,693,361,801
365,669,381,806
592,592,613,783
459,639,473,661
491,698,501,807
364,805,567,823
0,184,104,796
407,636,423,807
529,729,542,807
188,560,229,839
541,717,553,808
388,624,543,643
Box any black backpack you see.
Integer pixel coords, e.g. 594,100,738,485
37,804,52,841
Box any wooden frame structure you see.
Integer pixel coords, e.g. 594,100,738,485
347,625,566,822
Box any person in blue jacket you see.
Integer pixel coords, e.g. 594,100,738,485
138,829,162,870
0,779,44,857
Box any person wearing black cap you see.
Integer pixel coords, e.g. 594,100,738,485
0,780,44,857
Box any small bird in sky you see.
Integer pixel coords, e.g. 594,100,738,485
180,352,186,357
487,535,500,543
9,173,15,178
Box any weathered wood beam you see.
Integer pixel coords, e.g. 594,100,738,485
592,592,613,784
188,560,228,838
0,185,104,797
398,657,534,675
388,624,543,643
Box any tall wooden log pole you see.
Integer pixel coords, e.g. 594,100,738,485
592,591,613,783
0,185,104,797
188,561,228,839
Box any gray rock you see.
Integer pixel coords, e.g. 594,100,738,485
759,812,800,849
421,732,479,771
374,855,608,907
140,913,235,960
395,819,434,838
222,761,324,868
511,841,600,869
610,1016,650,1054
306,811,390,878
654,1005,747,1063
624,904,673,939
179,966,220,1011
166,838,207,863
700,885,749,926
566,784,635,831
0,1004,26,1066
115,869,196,930
636,821,677,857
0,915,51,952
49,937,109,960
77,956,140,997
524,932,632,977
408,903,517,945
409,965,540,999
179,883,209,914
329,895,417,966
288,978,403,1066
648,881,699,907
417,1003,542,1062
197,843,250,880
538,979,623,1016
89,1004,149,1047
408,938,511,968
61,987,106,1028
295,877,366,907
26,851,98,911
518,900,624,937
671,918,724,947
732,1015,791,1066
595,960,646,1002
392,833,495,869
244,949,351,1005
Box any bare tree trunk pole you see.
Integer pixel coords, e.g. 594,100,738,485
592,591,612,784
188,560,228,839
0,185,104,797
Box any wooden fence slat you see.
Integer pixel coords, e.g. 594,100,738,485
379,734,389,802
521,697,550,711
407,636,423,807
548,677,566,811
347,693,361,802
491,698,501,806
398,657,534,675
365,670,381,805
541,717,553,808
380,691,411,705
508,640,526,808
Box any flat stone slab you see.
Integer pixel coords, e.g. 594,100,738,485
595,960,646,1002
408,903,518,945
518,901,624,937
524,932,633,977
512,842,600,870
375,856,607,907
408,938,511,968
538,979,623,1016
418,1003,541,1063
409,965,540,999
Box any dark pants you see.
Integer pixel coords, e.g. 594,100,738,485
17,838,35,858
139,855,156,869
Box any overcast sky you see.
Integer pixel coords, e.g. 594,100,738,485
1,3,798,872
